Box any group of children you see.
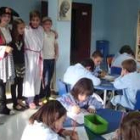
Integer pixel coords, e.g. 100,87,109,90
1,6,140,140
0,7,58,114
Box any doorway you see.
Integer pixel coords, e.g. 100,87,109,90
70,3,92,64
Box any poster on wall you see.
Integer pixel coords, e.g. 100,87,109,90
58,0,72,21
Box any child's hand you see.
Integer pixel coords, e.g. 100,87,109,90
70,131,79,140
61,130,79,140
112,129,121,140
72,105,81,114
100,71,107,78
5,46,13,54
87,107,96,113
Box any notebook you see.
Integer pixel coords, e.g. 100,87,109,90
65,126,89,140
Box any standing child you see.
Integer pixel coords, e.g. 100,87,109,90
23,10,44,109
111,59,140,110
57,78,103,114
112,111,140,140
21,100,79,140
41,17,59,99
11,18,27,111
0,7,15,115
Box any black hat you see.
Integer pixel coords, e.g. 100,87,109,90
0,7,19,17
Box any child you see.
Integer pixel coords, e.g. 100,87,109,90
112,111,140,140
91,50,106,77
10,18,27,111
23,10,44,109
111,59,140,110
63,58,101,87
57,78,103,114
21,100,79,140
111,45,140,69
0,7,15,115
40,17,59,99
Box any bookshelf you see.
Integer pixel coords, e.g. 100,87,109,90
136,11,140,62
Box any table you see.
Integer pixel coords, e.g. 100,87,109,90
64,109,124,140
94,79,120,105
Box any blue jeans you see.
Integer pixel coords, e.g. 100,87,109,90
40,59,55,98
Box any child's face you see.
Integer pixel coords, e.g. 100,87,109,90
54,114,66,132
78,94,88,102
0,14,11,25
30,17,40,28
17,23,25,35
43,21,52,31
93,57,103,66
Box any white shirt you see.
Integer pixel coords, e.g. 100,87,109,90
43,31,58,59
63,63,101,87
21,121,64,140
112,53,140,68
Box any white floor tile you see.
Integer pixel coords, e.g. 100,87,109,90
0,104,37,140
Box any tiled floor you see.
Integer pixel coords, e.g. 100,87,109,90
0,105,37,140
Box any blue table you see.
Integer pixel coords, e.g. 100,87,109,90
94,79,120,105
64,109,123,140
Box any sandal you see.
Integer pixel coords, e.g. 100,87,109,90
13,104,24,111
17,99,28,109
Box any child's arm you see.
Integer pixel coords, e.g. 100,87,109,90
87,94,104,112
54,41,59,60
113,76,128,89
57,94,80,113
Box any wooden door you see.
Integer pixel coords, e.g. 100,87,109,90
70,3,92,64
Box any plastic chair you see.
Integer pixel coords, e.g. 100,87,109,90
110,66,121,75
134,90,140,110
57,79,70,96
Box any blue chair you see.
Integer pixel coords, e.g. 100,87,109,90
57,79,71,96
134,90,140,110
110,66,121,75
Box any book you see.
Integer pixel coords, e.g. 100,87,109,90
65,126,89,140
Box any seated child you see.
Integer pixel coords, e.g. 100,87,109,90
57,78,104,114
111,59,140,110
21,100,78,140
112,111,140,140
91,50,106,77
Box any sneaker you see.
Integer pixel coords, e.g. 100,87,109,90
0,107,15,115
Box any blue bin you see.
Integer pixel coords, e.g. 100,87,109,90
96,40,109,58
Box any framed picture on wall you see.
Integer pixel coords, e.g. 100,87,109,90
58,0,72,21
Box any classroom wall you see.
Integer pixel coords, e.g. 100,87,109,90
103,0,140,54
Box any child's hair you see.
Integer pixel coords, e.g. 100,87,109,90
42,17,52,24
122,59,136,72
29,100,66,127
29,10,41,20
80,58,95,71
71,78,94,100
92,50,103,58
119,45,135,57
11,18,25,43
120,111,140,140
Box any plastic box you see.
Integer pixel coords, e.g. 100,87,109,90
84,114,108,134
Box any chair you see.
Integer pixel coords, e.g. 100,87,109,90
110,66,121,75
134,90,140,110
57,79,70,96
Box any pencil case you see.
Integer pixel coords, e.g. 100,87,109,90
84,114,108,134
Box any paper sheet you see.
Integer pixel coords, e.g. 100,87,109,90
102,131,116,140
102,75,115,81
65,126,89,140
67,109,90,124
